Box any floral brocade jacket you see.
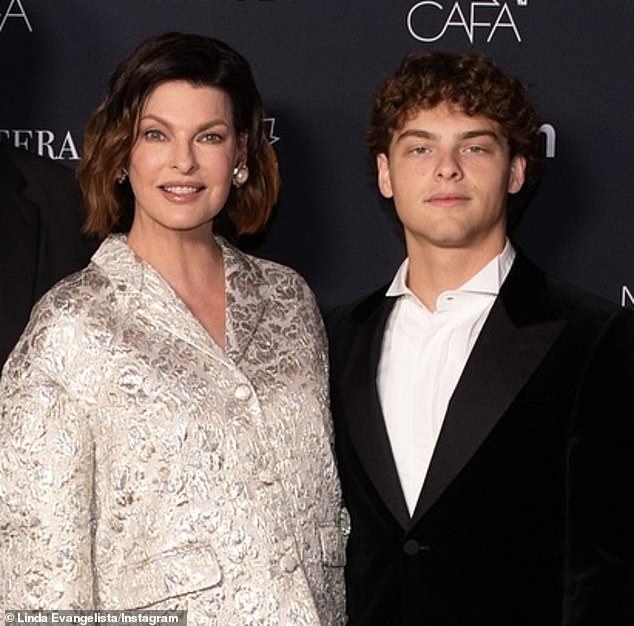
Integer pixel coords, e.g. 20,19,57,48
0,235,346,625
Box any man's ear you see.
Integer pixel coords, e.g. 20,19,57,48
508,154,526,194
377,153,394,199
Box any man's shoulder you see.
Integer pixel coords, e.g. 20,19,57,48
325,284,391,337
543,275,634,347
544,273,619,314
506,250,631,329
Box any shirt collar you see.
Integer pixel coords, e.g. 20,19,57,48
386,239,516,299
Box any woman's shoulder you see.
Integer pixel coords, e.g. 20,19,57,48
223,241,316,302
4,263,115,378
35,262,114,320
252,254,309,289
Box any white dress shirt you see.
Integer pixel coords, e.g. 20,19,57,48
377,241,516,515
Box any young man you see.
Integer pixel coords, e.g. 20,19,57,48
327,51,634,625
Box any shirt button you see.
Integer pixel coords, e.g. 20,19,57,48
234,384,252,401
280,554,298,573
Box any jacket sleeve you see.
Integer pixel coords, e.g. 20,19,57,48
0,325,95,611
563,309,634,625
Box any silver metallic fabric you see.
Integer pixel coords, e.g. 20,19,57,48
0,235,345,625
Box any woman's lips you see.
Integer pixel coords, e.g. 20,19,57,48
159,184,205,200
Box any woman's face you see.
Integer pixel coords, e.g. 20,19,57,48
127,80,245,239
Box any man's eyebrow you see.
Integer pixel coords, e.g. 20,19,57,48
394,128,504,143
459,129,503,142
394,129,437,143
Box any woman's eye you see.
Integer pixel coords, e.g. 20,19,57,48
144,129,166,141
199,133,222,143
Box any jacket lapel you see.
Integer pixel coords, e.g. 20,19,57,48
411,253,567,524
343,292,411,527
93,235,266,366
221,240,268,365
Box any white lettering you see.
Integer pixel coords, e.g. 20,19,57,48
56,130,80,160
0,129,81,160
263,117,280,144
13,129,33,150
538,123,556,158
470,2,494,42
622,286,634,308
444,3,470,41
35,129,56,159
17,612,47,623
408,1,448,43
407,0,522,43
0,0,33,33
487,3,521,42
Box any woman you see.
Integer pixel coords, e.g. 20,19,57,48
0,33,345,624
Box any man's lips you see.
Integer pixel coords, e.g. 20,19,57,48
425,193,470,206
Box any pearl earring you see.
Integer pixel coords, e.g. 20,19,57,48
232,163,249,188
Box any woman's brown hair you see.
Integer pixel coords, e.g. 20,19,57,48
78,32,279,238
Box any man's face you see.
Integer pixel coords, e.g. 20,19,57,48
377,103,526,259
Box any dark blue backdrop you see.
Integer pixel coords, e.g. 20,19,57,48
1,0,633,310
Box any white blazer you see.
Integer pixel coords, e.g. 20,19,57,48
0,235,345,625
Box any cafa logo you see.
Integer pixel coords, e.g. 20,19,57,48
0,0,32,33
0,129,80,161
407,1,526,44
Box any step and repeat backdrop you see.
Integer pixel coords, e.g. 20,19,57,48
1,0,632,311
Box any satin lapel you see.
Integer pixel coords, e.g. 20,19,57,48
343,294,411,527
411,255,567,524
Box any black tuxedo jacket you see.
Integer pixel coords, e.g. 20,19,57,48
327,252,634,626
0,144,97,367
